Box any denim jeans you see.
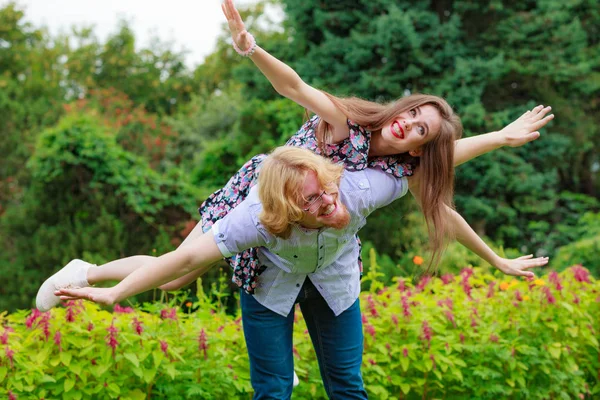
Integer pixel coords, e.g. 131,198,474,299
240,278,367,400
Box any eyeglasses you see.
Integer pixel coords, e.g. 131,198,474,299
302,185,334,214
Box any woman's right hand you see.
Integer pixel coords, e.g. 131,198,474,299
222,0,254,53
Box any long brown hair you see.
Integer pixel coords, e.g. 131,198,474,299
317,93,463,272
258,146,344,239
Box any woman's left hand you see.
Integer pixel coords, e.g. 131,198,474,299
222,0,254,52
494,254,549,277
498,105,554,148
55,287,118,306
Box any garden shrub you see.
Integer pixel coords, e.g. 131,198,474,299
0,261,598,399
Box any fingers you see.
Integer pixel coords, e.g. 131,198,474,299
530,114,554,130
517,254,534,260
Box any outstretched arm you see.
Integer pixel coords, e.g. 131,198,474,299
222,0,349,141
407,174,548,276
454,105,554,166
445,206,548,277
57,232,223,305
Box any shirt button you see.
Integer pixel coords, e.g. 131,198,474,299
218,233,224,238
296,283,300,287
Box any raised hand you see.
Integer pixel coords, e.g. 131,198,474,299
494,254,549,277
499,105,554,148
222,0,253,52
55,287,118,306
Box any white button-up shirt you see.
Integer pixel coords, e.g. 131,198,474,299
211,168,408,317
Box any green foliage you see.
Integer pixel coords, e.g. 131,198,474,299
1,265,598,399
0,112,198,311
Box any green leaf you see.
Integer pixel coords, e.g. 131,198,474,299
60,351,72,366
64,378,75,392
124,352,140,368
400,383,411,395
108,383,120,395
400,356,409,372
143,368,157,384
0,366,6,382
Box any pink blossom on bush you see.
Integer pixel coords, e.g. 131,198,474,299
293,346,301,359
40,313,51,341
548,271,563,290
106,319,119,357
367,294,379,317
365,324,376,339
5,346,15,368
416,275,431,292
441,273,454,285
401,296,411,319
25,309,42,329
160,307,178,321
54,331,62,352
573,293,580,305
430,354,436,370
490,333,499,343
132,318,143,336
460,333,465,344
515,290,523,302
114,304,134,314
198,328,208,359
1,327,13,345
444,310,456,328
8,391,16,400
397,279,406,292
571,265,590,284
487,281,496,298
391,314,398,327
402,347,409,357
368,358,376,365
542,287,556,304
421,321,433,344
87,322,94,332
160,340,169,357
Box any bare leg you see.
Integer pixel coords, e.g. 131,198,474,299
86,221,207,288
86,256,156,285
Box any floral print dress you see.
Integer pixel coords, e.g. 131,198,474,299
199,115,417,294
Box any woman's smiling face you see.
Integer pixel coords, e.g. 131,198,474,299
380,104,443,155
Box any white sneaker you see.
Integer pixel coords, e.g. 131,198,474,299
35,259,93,312
293,371,299,388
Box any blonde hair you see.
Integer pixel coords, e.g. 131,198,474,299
317,93,463,272
258,146,344,238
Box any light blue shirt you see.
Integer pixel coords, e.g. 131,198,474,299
211,168,408,317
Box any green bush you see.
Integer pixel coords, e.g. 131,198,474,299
1,262,598,399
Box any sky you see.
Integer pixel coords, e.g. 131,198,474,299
10,0,262,68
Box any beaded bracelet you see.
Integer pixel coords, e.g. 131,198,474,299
233,32,257,57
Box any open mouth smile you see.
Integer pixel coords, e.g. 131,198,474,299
391,121,405,139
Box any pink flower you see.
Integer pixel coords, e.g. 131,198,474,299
54,331,62,352
490,334,499,343
365,324,376,339
444,310,456,328
132,318,143,336
114,304,134,314
421,321,433,344
402,347,409,357
40,313,51,341
487,282,496,298
361,313,369,324
542,287,556,304
8,391,16,400
397,279,406,292
160,307,178,321
367,295,379,317
401,296,411,319
26,309,43,329
106,320,119,357
160,340,169,357
391,314,398,327
198,329,208,359
0,327,13,345
368,358,376,365
460,333,465,344
515,290,523,302
573,293,580,305
572,265,590,284
5,346,15,368
293,346,301,360
548,271,563,290
441,274,454,285
416,275,431,292
87,322,94,332
430,354,436,370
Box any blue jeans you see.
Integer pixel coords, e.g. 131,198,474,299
240,278,367,400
